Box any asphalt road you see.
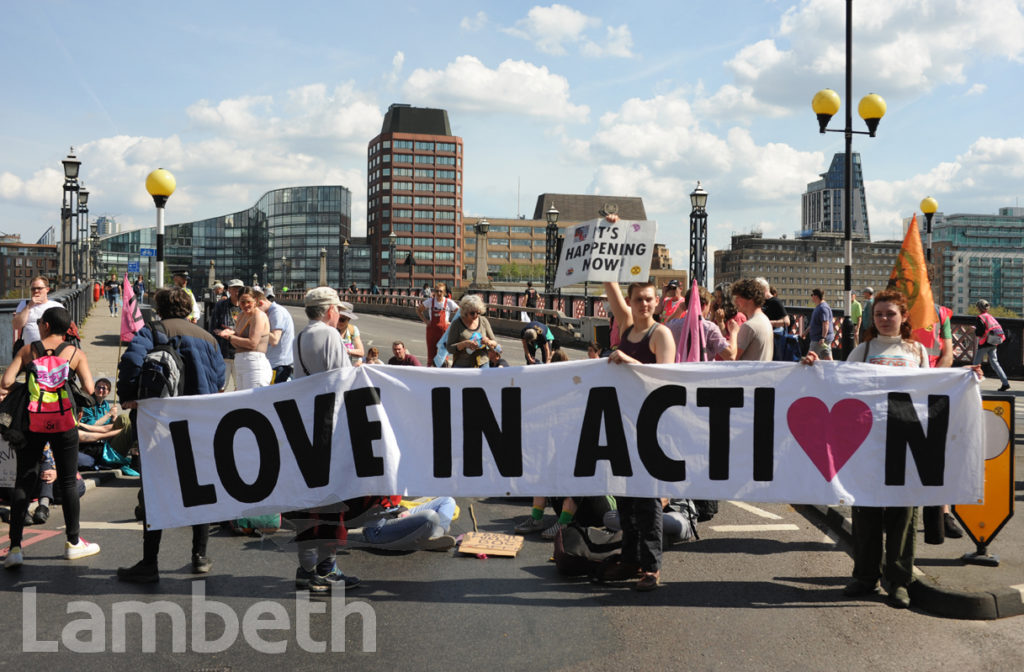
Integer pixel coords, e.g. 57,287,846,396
4,480,1024,670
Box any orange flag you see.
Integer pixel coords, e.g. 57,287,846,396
888,213,936,331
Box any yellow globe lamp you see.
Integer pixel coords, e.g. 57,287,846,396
920,196,938,215
146,168,176,206
858,93,886,137
812,89,841,133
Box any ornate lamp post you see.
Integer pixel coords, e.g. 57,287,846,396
60,148,81,287
281,255,289,290
145,168,176,289
471,219,491,287
920,196,938,263
544,203,559,294
318,247,328,286
811,0,886,355
689,181,708,288
342,239,350,289
388,231,397,288
77,185,89,282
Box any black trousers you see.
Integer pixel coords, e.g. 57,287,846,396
617,497,663,572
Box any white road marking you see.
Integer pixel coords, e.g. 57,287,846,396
68,522,145,531
727,501,783,520
710,524,800,533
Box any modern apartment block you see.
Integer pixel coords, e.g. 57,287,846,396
801,152,869,239
0,234,58,298
928,207,1024,315
366,104,463,289
714,232,901,312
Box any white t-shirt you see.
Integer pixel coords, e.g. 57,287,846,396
422,297,458,324
849,336,929,369
15,299,63,344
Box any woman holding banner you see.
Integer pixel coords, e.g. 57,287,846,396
801,289,937,608
593,256,675,591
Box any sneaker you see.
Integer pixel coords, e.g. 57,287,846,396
307,573,331,594
540,521,564,540
887,585,911,609
943,513,964,539
192,554,213,574
634,571,660,592
416,534,457,551
843,578,880,597
32,505,49,525
23,511,34,526
117,561,159,583
513,516,547,535
998,384,1011,392
318,561,360,588
65,539,101,560
3,547,23,570
295,566,315,589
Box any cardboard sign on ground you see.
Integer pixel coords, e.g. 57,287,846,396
458,531,525,557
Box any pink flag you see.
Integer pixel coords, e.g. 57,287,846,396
676,279,706,362
120,273,143,342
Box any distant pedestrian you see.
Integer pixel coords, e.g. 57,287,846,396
802,288,834,360
418,283,458,367
849,291,862,344
104,274,120,316
12,275,63,354
858,287,875,343
259,289,295,384
973,299,1010,391
523,281,539,310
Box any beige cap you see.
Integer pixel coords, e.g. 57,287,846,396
304,286,344,309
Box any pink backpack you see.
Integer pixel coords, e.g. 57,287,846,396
26,342,77,433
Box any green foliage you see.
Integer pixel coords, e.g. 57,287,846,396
967,305,1020,318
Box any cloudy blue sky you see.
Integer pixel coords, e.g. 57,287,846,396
2,0,1022,281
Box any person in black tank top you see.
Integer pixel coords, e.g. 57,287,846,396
598,268,675,591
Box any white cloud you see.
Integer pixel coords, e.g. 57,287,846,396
0,167,64,208
460,11,487,32
505,4,632,58
726,0,1024,110
965,83,987,96
403,55,589,122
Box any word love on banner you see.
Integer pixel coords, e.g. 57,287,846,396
554,218,657,289
135,360,985,530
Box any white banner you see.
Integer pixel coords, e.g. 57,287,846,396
136,360,985,530
554,218,657,289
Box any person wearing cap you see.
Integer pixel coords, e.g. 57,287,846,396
258,288,295,383
486,343,509,368
655,279,685,322
859,287,875,343
173,270,202,324
210,279,245,390
289,287,359,593
336,301,363,364
202,281,225,331
973,299,1010,391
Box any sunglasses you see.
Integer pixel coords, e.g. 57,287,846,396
31,286,46,291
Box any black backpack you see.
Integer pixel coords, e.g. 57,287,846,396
693,499,719,522
553,524,623,577
138,321,186,399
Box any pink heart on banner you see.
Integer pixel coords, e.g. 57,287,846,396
787,397,873,482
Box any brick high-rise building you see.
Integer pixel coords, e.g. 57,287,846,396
366,104,463,289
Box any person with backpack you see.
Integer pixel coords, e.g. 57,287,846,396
114,287,226,583
1,306,100,569
973,299,1011,391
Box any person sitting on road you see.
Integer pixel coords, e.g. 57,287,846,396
76,378,133,471
387,340,421,366
604,499,698,543
514,496,614,540
365,347,382,364
486,344,509,368
345,496,458,551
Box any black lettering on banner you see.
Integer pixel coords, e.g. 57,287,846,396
636,385,687,481
213,410,280,504
884,393,949,486
170,420,217,507
462,388,522,477
432,387,452,478
753,387,775,481
273,393,335,489
697,387,744,480
574,387,632,477
344,387,385,477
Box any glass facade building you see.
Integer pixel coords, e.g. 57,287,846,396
801,153,869,239
96,186,351,290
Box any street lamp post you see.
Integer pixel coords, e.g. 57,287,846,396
78,185,89,282
262,262,268,289
544,203,559,294
145,168,176,289
318,247,327,287
388,231,397,288
281,255,288,290
921,196,938,263
811,0,886,357
60,148,81,287
689,181,708,288
342,239,350,290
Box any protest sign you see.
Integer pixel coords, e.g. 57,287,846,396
554,219,657,289
135,360,984,530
